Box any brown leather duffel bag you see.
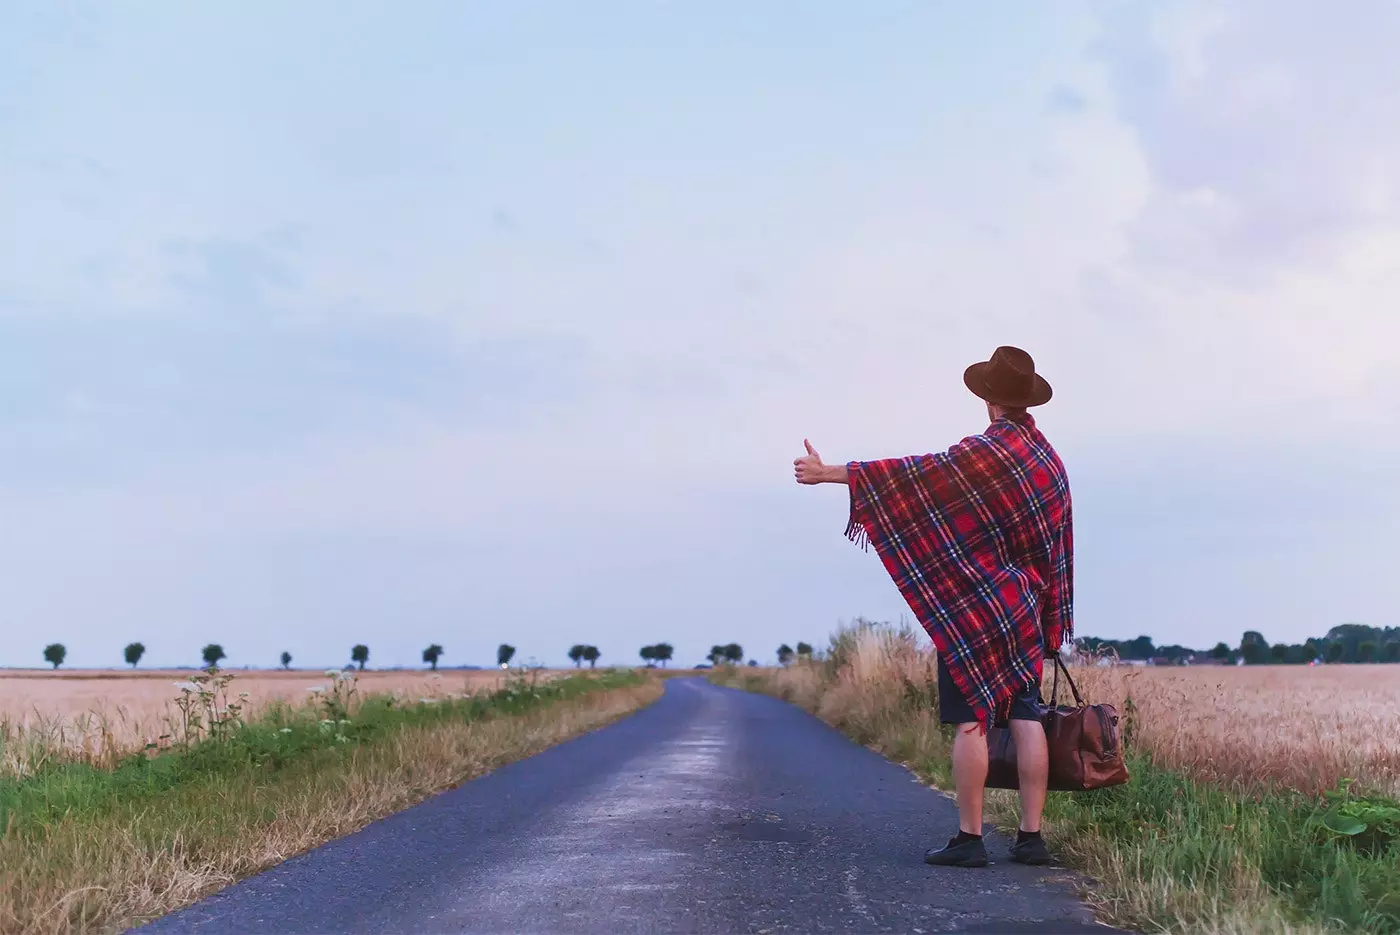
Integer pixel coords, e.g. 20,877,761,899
985,655,1129,792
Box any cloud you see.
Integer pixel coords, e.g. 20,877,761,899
1094,0,1400,273
1047,84,1088,114
491,209,517,234
166,231,304,309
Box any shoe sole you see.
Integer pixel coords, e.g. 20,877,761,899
1009,853,1052,866
924,854,989,868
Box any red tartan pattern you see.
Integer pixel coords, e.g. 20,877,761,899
845,412,1073,728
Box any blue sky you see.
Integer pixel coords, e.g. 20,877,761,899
2,2,1398,669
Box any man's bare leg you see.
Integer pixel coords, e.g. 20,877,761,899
1009,719,1049,833
951,724,989,834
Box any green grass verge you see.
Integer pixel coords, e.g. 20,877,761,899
1018,754,1399,933
1,668,642,836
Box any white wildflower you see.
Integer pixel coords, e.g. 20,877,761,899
279,727,293,734
324,669,341,677
173,682,199,692
307,686,325,694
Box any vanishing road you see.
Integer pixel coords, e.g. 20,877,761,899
135,678,1122,934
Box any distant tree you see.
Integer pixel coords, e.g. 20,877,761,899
1283,644,1310,665
568,644,586,667
1123,635,1156,660
777,644,795,665
43,643,66,669
640,645,656,667
280,651,293,670
497,643,517,668
796,641,814,658
581,645,600,668
201,643,226,668
1210,642,1232,660
1270,643,1288,663
1157,644,1192,663
423,644,444,670
722,643,744,664
1384,641,1400,663
1358,641,1378,663
124,642,146,668
1327,642,1345,663
747,659,758,667
653,643,674,667
351,644,370,670
707,645,724,665
1239,631,1270,666
1325,624,1382,662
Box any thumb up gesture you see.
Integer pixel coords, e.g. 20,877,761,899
793,439,825,485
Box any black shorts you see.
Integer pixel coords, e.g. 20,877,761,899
937,657,1042,726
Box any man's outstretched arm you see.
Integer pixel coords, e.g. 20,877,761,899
794,439,848,485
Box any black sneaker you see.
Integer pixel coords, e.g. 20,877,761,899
1009,835,1051,866
924,835,989,867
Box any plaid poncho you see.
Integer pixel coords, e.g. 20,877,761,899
845,412,1073,728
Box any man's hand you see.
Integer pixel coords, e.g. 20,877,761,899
794,439,847,485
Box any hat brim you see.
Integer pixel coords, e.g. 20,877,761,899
963,362,1053,408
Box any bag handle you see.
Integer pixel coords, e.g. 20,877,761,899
1048,653,1085,708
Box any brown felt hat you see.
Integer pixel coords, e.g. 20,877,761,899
963,345,1053,408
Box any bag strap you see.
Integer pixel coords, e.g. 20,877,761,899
1048,653,1085,708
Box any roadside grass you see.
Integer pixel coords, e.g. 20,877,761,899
711,622,1400,935
1,667,661,935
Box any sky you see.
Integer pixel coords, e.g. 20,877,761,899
2,1,1398,670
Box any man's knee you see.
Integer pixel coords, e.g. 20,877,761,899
1008,719,1049,772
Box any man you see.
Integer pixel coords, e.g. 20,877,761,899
793,345,1073,869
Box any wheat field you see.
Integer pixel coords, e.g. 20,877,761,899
752,628,1400,799
0,667,570,769
1068,662,1400,798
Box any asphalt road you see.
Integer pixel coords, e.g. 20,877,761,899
134,678,1125,935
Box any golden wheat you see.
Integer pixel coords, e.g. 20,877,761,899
1066,663,1400,797
0,668,571,773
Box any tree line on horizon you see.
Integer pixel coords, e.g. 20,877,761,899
35,639,819,671
39,619,1400,673
1077,623,1400,665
